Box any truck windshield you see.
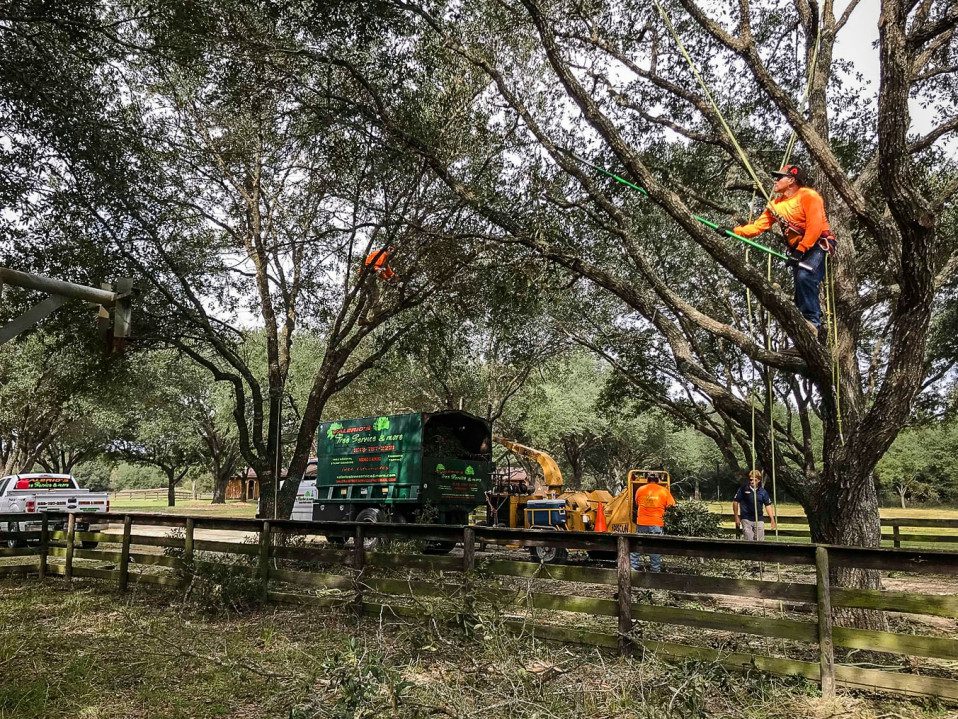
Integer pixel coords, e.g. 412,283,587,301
13,476,75,490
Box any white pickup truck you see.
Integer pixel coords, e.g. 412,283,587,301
257,478,317,521
0,473,110,548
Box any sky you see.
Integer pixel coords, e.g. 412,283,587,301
833,0,953,149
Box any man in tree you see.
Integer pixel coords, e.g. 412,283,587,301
733,470,777,541
630,474,676,573
364,246,397,282
722,165,835,345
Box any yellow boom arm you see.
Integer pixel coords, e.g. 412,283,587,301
493,436,564,492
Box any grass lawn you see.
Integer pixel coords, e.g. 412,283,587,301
705,503,958,550
1,578,954,719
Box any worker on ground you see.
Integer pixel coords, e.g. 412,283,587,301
715,165,835,350
630,474,676,573
732,470,777,541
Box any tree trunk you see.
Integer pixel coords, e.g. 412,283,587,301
255,465,277,519
898,487,906,509
808,461,886,629
212,472,228,504
166,470,176,508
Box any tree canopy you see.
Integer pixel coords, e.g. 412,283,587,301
1,1,956,557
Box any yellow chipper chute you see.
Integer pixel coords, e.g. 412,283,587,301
606,469,672,532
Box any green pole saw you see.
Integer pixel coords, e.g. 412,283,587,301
561,149,788,261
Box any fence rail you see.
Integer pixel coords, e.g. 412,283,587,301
108,489,215,502
1,511,957,702
717,513,958,549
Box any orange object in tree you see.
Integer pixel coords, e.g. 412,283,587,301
364,247,397,281
634,482,676,528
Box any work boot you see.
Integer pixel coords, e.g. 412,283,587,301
806,321,819,338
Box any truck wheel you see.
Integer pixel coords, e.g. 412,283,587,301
80,541,99,549
325,536,347,546
355,508,385,550
529,545,567,563
5,522,26,549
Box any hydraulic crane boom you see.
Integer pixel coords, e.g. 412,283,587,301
493,436,564,493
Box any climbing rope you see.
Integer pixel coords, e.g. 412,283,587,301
824,254,845,444
651,0,771,203
650,0,843,503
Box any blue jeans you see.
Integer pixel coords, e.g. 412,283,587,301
631,525,663,572
793,245,826,328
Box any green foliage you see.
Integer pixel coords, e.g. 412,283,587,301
303,639,412,719
876,420,958,506
180,556,263,615
664,500,724,538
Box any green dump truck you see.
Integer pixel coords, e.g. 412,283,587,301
313,410,494,533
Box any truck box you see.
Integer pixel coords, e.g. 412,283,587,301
313,410,493,524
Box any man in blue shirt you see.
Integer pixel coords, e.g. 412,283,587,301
733,470,777,541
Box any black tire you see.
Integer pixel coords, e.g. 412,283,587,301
5,522,25,549
529,545,568,563
80,541,99,549
325,535,347,546
355,508,385,550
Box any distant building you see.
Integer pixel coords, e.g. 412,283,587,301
226,459,317,501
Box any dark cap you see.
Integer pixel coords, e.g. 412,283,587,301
771,164,809,185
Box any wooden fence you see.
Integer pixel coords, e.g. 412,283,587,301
2,511,958,703
719,513,958,549
109,489,214,502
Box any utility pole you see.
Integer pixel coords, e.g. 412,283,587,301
0,267,135,349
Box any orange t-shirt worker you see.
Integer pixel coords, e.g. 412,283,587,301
364,247,396,281
635,480,676,527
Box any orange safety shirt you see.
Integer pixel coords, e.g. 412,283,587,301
634,482,676,528
364,249,396,280
733,187,830,253
364,248,391,269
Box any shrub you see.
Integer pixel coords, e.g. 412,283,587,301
664,500,723,538
181,556,263,615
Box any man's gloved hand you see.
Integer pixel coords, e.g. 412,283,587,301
713,225,732,236
784,248,802,269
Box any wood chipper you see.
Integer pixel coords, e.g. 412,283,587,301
484,436,613,562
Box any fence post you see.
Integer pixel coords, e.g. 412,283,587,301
616,535,633,657
184,518,195,565
892,523,901,549
353,524,365,571
64,513,76,580
119,515,132,591
462,526,476,616
258,521,271,601
38,513,49,580
815,546,835,697
353,524,366,615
